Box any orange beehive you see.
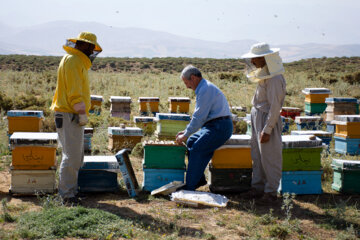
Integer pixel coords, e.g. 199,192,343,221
168,97,191,113
7,110,44,134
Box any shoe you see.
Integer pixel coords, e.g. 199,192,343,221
258,193,278,204
246,188,264,199
62,197,81,206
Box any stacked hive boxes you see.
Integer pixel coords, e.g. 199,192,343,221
133,116,156,135
281,107,302,120
325,98,359,133
155,113,190,140
90,95,103,115
331,159,360,194
291,130,332,146
138,97,159,116
295,116,323,130
168,97,191,113
110,96,131,120
108,126,143,151
208,135,252,193
78,156,120,192
333,115,360,155
302,88,331,116
7,110,44,135
142,141,186,191
84,128,93,154
279,135,323,195
9,132,58,194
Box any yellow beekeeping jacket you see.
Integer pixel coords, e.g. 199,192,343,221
50,46,91,115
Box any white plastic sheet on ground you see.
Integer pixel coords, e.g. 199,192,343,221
171,190,229,207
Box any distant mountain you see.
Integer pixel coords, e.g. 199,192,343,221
0,21,359,62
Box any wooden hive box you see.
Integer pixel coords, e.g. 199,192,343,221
138,97,160,115
211,135,252,169
142,168,185,192
331,159,360,194
90,95,103,114
333,115,360,139
78,156,120,192
282,135,323,171
110,96,131,120
291,130,332,145
10,132,58,170
295,116,323,130
133,116,156,133
84,128,93,153
143,141,186,169
279,170,323,195
302,88,331,103
7,110,44,134
9,169,56,194
108,126,143,151
168,97,191,113
334,136,360,155
325,97,359,122
304,102,327,115
208,164,252,193
155,113,191,138
281,107,302,120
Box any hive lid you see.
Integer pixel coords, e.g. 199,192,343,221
334,115,360,122
332,159,360,170
151,181,186,196
84,128,94,135
155,113,191,121
110,96,132,102
81,156,120,172
7,110,44,118
143,140,186,147
90,95,103,101
282,107,302,112
295,116,322,123
10,132,58,146
138,97,160,102
325,97,358,103
133,116,155,123
108,127,143,136
223,134,251,145
282,135,323,148
302,88,332,94
168,97,191,102
291,130,332,137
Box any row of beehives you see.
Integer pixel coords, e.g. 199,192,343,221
90,95,192,119
7,130,360,195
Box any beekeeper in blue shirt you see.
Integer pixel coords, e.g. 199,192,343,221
176,65,233,191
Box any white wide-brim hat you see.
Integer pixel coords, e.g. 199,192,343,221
241,42,279,59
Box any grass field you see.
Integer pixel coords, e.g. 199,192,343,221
0,55,360,239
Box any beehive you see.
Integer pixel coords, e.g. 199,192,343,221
84,128,93,154
138,97,159,115
282,135,323,171
291,130,332,145
302,88,331,103
304,102,327,115
281,107,302,120
90,95,103,114
295,116,323,130
279,171,323,195
331,159,360,194
143,141,186,169
110,96,131,120
325,97,359,122
133,116,156,134
211,135,252,169
334,136,360,155
168,97,191,113
142,168,185,192
108,126,143,151
155,113,190,138
333,115,360,139
7,110,44,134
208,165,252,193
10,132,58,170
115,149,139,197
9,170,56,194
78,156,120,192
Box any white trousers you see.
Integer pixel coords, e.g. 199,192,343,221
55,112,84,198
250,107,282,194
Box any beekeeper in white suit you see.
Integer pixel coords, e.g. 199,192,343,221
241,42,286,202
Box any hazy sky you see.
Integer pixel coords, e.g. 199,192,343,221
1,0,359,45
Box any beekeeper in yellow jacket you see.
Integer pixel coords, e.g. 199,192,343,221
241,42,286,203
51,32,102,204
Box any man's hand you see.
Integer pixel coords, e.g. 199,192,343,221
176,132,188,145
79,114,88,126
73,102,86,115
260,132,270,143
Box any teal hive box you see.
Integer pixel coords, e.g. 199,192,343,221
334,136,360,155
142,168,185,192
155,113,190,137
208,165,252,193
282,135,323,171
279,170,323,195
305,102,327,114
331,159,360,194
143,142,186,169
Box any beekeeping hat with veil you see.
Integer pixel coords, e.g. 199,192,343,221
64,31,102,62
241,42,284,83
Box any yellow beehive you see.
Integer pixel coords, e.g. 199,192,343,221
10,132,58,170
333,115,360,139
138,97,160,113
168,97,191,113
211,135,252,169
108,126,143,151
305,94,329,103
7,110,44,134
90,95,103,111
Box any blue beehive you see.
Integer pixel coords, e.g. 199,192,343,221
279,171,323,195
142,168,185,192
326,121,336,133
295,116,323,130
115,149,139,197
334,136,360,155
78,156,120,192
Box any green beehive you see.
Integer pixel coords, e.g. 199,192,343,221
143,142,187,169
282,135,323,171
155,113,190,138
305,102,327,114
331,159,360,194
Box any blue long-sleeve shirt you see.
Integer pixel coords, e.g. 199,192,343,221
184,79,231,137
